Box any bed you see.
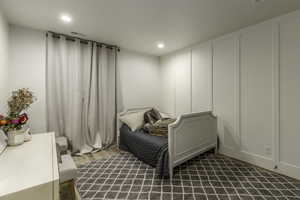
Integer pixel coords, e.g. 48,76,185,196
117,107,218,179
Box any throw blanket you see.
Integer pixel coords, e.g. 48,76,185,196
147,118,176,137
119,124,169,177
143,108,176,137
156,143,170,177
119,108,176,178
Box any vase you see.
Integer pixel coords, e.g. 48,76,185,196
23,128,31,142
7,129,25,146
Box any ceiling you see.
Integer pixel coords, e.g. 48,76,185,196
1,0,300,56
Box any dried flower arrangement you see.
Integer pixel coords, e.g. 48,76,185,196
0,88,36,132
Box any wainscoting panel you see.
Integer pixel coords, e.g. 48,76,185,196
191,42,212,113
174,50,191,116
240,22,274,160
216,11,300,179
278,13,300,179
212,34,238,151
160,10,300,180
160,55,176,116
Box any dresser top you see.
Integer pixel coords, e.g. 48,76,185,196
0,132,59,197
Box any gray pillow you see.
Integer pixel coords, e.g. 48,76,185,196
144,108,162,125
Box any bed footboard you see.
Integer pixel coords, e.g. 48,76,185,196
168,112,217,179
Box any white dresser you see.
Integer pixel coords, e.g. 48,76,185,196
0,132,59,200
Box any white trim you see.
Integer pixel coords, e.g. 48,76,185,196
278,162,300,180
235,33,241,150
220,145,300,180
211,42,215,115
272,22,280,167
220,146,274,170
210,42,214,113
190,48,193,113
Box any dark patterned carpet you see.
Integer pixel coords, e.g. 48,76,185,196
76,152,300,200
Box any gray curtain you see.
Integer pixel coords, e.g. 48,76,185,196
46,33,116,153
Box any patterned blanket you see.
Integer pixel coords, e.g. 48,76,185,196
145,118,176,137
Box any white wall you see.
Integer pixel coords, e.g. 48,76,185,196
8,25,162,133
213,22,277,172
240,22,274,160
8,25,46,133
117,50,161,112
160,43,213,117
191,43,212,113
213,11,300,179
213,33,239,152
174,50,191,116
0,11,9,114
278,11,300,178
160,9,300,180
160,54,176,116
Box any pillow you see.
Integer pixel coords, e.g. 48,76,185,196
144,108,162,125
119,112,145,131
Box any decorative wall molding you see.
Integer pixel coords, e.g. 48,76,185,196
161,9,300,180
220,146,275,171
272,22,280,166
217,11,300,180
235,33,241,151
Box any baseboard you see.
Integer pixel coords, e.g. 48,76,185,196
220,145,274,169
278,161,300,180
219,145,300,180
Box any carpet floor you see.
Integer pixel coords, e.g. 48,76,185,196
76,152,300,200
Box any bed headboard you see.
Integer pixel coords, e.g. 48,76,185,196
117,107,152,125
118,107,152,117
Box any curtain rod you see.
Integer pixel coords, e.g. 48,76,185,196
46,31,120,51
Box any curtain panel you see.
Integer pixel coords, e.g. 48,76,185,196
46,34,116,153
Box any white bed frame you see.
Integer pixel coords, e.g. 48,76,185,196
117,107,218,179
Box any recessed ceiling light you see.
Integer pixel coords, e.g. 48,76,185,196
157,43,165,49
60,14,72,23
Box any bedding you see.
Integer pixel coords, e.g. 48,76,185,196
146,118,176,137
119,124,169,177
143,108,176,137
